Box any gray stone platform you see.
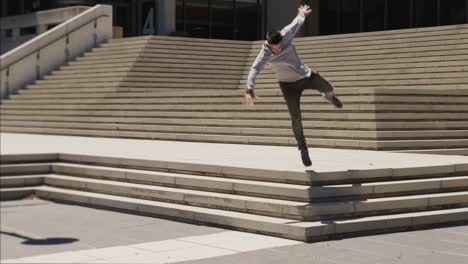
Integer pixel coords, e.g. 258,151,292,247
2,133,467,173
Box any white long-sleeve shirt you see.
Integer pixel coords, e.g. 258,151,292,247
247,11,312,88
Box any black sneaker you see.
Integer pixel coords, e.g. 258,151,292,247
324,94,343,108
301,149,312,167
331,95,343,108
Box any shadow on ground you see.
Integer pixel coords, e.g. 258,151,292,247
1,231,79,245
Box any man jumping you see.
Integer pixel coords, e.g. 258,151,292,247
245,4,343,167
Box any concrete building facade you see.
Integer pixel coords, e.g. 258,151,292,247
1,0,467,43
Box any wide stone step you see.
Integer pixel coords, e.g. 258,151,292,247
4,153,467,185
0,185,462,241
0,126,374,149
2,115,468,130
23,83,238,90
2,115,467,130
291,34,468,54
68,57,247,66
104,37,251,48
2,121,468,140
44,72,243,81
62,59,468,72
3,126,468,150
34,76,241,85
254,78,468,87
253,72,468,82
17,173,463,221
76,52,247,63
3,103,468,112
45,68,468,82
2,171,468,223
247,42,468,61
12,86,468,98
284,25,468,48
2,109,467,120
42,163,468,201
84,47,250,58
93,42,251,53
66,53,468,68
5,96,468,112
52,66,243,76
250,65,468,78
7,95,467,105
52,65,468,78
61,62,246,71
12,85,468,97
74,50,468,67
92,40,468,61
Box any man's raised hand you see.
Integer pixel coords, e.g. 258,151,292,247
298,4,312,15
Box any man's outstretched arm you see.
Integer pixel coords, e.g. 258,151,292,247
245,44,271,106
281,5,312,44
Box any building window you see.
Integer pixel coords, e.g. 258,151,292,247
7,0,22,16
47,24,59,30
387,0,411,30
363,0,385,32
20,26,37,36
211,0,235,40
440,0,467,26
236,0,261,40
320,0,339,35
185,0,210,38
5,29,14,38
414,0,438,28
176,0,186,34
175,0,262,40
341,0,361,33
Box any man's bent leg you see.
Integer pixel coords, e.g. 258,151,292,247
302,73,343,108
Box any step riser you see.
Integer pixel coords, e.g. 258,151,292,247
49,164,468,202
2,110,468,121
40,175,468,221
0,164,51,176
31,187,310,241
0,176,44,188
2,122,468,140
0,189,35,201
29,187,468,242
43,176,306,220
4,154,467,186
2,128,468,150
3,116,467,130
3,105,468,112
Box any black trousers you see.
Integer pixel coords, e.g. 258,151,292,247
279,73,334,151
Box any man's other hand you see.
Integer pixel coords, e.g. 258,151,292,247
298,4,312,15
244,89,257,106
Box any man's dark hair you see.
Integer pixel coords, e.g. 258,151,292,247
266,30,283,45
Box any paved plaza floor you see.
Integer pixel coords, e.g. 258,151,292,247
1,199,467,264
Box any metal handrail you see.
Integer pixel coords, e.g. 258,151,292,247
1,9,109,71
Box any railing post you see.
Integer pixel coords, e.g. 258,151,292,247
36,51,41,80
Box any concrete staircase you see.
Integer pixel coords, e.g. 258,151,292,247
1,153,468,242
1,24,468,154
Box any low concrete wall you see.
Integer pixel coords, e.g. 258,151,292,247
0,6,91,54
0,5,113,100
